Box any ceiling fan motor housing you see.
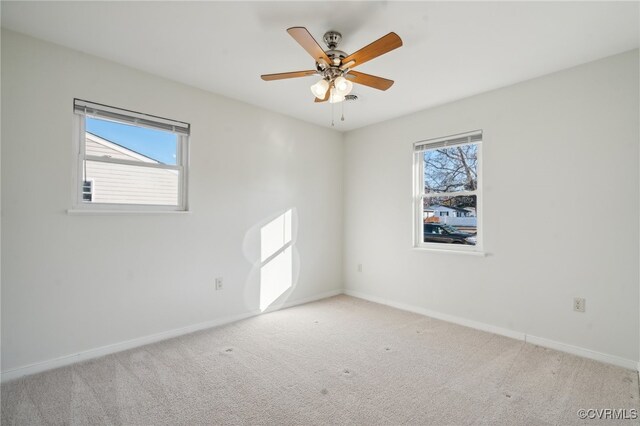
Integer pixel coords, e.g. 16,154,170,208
319,66,343,81
316,31,350,79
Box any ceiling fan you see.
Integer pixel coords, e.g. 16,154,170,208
261,27,402,103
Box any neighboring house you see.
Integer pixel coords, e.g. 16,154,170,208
424,204,475,218
424,204,477,227
84,132,178,205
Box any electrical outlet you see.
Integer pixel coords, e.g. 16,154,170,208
215,277,223,291
573,297,585,312
357,264,362,273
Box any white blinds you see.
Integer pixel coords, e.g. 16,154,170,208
414,130,482,152
74,99,190,135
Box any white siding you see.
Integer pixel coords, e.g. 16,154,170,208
84,134,178,205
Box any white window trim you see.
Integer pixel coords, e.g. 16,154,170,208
71,103,190,213
412,130,484,254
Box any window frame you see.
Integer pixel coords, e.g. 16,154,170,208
71,100,190,212
412,130,483,253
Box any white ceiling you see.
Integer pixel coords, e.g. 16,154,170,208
2,1,638,131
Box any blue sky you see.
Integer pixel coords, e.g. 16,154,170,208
86,117,177,165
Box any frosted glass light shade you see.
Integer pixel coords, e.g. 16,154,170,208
334,76,353,96
329,88,345,104
310,79,329,98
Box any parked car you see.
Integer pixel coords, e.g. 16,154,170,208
423,223,476,245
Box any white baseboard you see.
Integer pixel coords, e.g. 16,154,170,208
0,289,342,383
524,334,639,371
344,289,525,341
4,287,636,382
344,289,639,371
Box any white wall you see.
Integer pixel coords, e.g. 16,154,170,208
343,50,639,364
2,29,638,377
1,30,343,373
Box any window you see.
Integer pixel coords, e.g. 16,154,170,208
82,180,93,202
413,130,482,251
73,99,189,211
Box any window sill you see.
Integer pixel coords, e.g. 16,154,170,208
413,246,487,256
67,209,190,216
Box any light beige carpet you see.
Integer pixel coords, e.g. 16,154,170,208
2,295,638,425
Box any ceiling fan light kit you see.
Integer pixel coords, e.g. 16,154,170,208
333,76,353,96
261,27,402,108
329,88,345,104
310,79,329,98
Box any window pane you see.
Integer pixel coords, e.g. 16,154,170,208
422,195,477,245
84,160,178,205
86,117,178,166
82,181,92,202
423,144,477,194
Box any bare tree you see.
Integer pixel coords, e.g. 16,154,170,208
423,145,477,209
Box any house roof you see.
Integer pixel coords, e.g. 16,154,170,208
425,204,472,213
86,131,162,164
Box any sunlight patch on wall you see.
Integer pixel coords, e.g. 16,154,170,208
261,209,292,262
259,209,293,311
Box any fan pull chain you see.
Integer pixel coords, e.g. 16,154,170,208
341,101,345,122
331,101,335,126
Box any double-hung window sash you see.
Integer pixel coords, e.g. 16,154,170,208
413,130,482,249
73,99,190,210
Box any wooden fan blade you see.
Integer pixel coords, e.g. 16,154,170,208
347,71,394,91
287,27,331,63
341,32,402,69
314,90,330,103
261,70,317,81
